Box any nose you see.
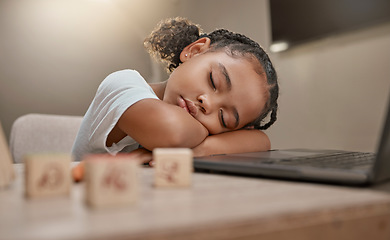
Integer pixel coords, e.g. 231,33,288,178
197,95,209,114
197,94,219,114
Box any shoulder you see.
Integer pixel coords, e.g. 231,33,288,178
105,69,143,80
98,69,149,91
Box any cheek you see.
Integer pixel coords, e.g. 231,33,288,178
196,114,224,135
163,82,179,104
236,94,267,126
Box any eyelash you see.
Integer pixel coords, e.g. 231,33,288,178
211,72,226,128
209,72,216,90
219,109,227,128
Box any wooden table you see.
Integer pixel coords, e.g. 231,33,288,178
1,164,390,240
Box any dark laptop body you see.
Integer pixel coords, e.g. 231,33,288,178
194,95,390,186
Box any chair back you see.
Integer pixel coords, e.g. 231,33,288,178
10,114,82,163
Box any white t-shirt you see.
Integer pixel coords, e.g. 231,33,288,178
71,69,159,161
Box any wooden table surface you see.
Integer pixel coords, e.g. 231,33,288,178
1,164,390,240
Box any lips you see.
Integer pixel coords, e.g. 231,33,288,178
177,96,198,117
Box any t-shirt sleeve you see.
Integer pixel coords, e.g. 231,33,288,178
73,69,158,160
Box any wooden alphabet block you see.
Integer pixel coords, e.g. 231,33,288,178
84,154,139,208
0,121,15,189
153,148,193,188
24,154,71,198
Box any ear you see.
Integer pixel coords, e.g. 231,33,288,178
180,37,211,62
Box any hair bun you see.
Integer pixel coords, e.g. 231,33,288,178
144,17,203,72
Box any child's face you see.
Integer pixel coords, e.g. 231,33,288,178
163,51,268,135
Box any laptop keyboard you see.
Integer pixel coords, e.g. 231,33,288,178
261,152,376,170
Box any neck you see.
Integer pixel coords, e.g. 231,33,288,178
149,81,167,100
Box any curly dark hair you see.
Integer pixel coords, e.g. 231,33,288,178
144,17,279,130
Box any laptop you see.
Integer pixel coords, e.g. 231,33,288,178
194,95,390,186
0,121,15,188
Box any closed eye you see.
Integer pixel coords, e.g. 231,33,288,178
219,109,227,128
209,72,216,90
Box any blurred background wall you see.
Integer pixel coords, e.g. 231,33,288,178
1,0,389,152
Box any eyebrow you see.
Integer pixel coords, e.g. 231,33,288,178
218,63,232,91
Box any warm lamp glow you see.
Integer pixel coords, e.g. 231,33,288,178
270,41,289,53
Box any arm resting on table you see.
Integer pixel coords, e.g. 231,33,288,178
117,98,209,150
192,129,270,157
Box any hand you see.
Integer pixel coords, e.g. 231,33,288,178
71,148,153,182
128,147,153,165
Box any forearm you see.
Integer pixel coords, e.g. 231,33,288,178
118,99,209,150
192,129,270,157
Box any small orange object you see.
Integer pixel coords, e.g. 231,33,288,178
72,161,85,182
